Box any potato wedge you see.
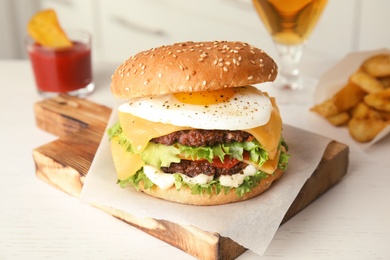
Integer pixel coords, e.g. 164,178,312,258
350,71,384,93
327,112,350,126
310,98,339,117
364,89,390,112
362,54,390,77
348,117,387,142
333,82,366,111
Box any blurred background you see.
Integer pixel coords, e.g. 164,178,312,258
1,0,389,65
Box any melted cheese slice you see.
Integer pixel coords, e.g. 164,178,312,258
112,97,282,180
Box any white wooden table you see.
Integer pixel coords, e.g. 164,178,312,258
1,56,389,259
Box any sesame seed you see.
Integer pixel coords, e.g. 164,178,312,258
248,76,253,80
144,80,149,85
213,60,218,65
223,66,228,72
202,80,207,86
158,73,162,78
225,61,231,66
186,75,191,81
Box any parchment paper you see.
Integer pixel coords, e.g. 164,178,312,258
313,48,390,149
81,108,332,256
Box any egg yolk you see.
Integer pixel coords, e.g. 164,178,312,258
173,88,236,105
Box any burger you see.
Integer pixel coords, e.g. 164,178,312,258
107,41,289,206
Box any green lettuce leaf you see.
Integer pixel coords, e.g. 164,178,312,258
141,142,181,168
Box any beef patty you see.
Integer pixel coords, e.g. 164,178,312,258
150,129,252,147
151,130,253,176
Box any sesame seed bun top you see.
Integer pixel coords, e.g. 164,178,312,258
110,41,278,99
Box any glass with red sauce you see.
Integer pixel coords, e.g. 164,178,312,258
26,30,94,98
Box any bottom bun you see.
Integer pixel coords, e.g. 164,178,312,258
138,169,284,206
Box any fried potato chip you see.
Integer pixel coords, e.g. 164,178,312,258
27,9,72,48
362,54,390,77
350,71,384,93
364,89,390,112
327,112,350,126
348,117,387,142
333,82,366,111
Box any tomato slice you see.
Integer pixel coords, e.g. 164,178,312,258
211,152,250,169
212,155,239,169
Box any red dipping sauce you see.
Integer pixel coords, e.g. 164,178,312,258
28,41,92,93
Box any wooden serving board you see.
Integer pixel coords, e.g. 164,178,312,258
32,94,349,260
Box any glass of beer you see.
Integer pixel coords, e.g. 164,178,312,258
252,0,328,92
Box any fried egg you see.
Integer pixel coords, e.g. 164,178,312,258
118,85,272,130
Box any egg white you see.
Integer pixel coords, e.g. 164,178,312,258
118,86,272,130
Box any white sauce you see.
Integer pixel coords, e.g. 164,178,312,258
179,173,214,185
143,164,258,190
219,165,257,187
143,165,175,190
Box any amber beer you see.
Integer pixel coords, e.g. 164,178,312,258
253,0,327,45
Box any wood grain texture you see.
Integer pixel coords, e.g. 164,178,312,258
32,95,349,260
